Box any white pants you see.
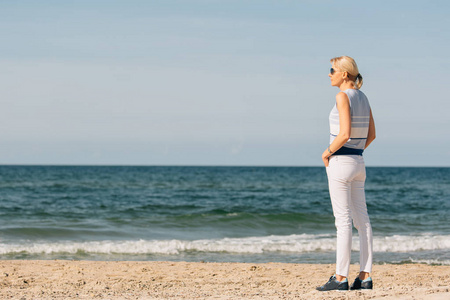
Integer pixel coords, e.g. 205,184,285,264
326,155,373,278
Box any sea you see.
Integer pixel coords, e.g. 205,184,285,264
0,165,449,265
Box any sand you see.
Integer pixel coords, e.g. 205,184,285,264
0,261,449,299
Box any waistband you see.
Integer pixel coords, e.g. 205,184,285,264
332,146,364,156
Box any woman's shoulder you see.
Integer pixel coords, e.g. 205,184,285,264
342,89,368,100
335,92,350,109
336,91,350,101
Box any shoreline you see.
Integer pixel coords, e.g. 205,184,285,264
1,260,449,299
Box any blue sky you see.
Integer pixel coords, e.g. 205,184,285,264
0,0,449,166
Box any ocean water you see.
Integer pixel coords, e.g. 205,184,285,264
0,166,449,265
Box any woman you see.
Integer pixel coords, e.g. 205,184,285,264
316,56,376,291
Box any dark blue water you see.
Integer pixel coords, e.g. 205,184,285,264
0,166,449,264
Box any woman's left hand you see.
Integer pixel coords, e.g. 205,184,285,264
322,150,330,167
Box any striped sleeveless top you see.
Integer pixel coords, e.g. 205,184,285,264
329,89,371,152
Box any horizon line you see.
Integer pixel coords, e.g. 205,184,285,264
0,164,447,168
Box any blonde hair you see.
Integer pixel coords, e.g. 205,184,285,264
330,56,363,89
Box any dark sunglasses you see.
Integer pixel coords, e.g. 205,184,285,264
330,68,339,75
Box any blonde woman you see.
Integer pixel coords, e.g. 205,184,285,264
316,56,376,291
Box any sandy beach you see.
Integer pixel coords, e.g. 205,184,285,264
0,261,448,299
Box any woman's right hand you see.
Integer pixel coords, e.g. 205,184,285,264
322,150,330,167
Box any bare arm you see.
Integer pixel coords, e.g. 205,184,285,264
322,92,351,167
364,109,376,149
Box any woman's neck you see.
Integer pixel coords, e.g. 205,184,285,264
339,81,355,91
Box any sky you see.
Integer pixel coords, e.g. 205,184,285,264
0,0,449,167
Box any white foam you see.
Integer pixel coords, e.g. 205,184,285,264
406,258,450,266
1,233,449,256
374,234,450,252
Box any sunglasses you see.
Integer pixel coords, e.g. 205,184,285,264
330,68,339,75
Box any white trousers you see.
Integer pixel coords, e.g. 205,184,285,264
326,155,373,278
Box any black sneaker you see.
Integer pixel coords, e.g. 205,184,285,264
316,275,349,291
350,277,373,290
